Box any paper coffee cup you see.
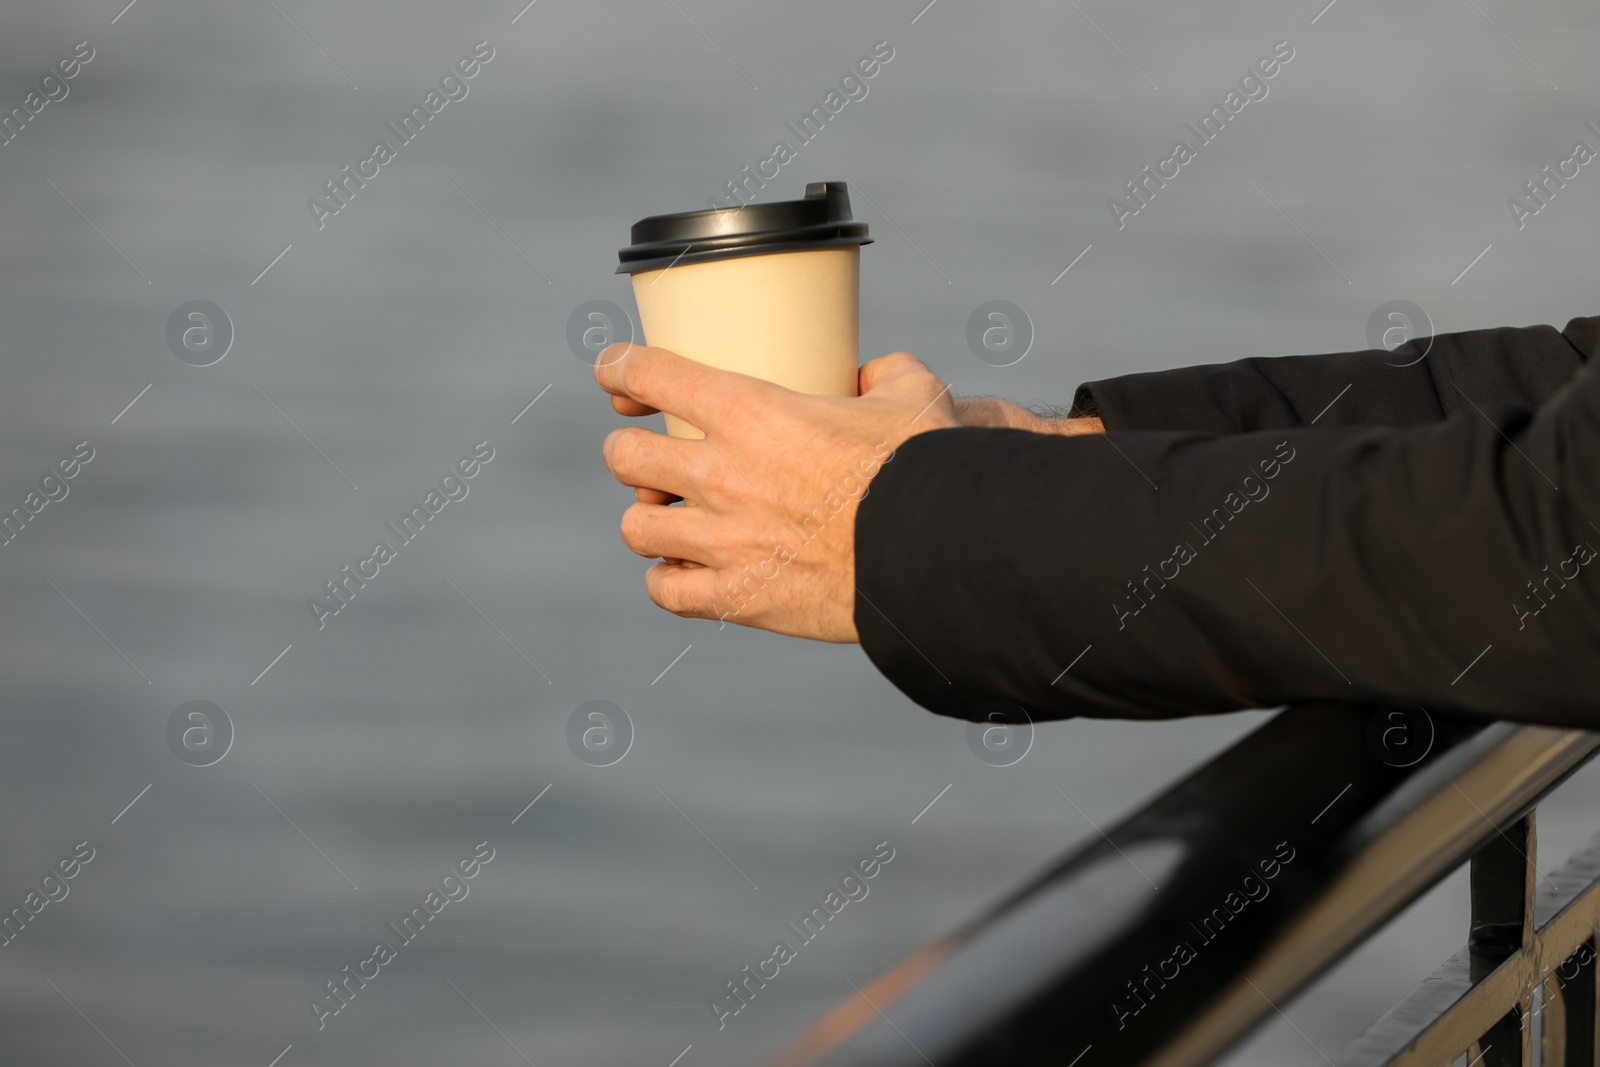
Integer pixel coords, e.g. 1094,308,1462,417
616,181,873,439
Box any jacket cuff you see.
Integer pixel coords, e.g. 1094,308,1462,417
853,427,1101,722
854,431,957,717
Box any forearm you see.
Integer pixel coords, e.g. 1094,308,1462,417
857,359,1600,728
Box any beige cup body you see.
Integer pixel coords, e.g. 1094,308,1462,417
628,246,860,438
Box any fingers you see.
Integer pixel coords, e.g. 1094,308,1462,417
619,502,720,565
635,485,681,506
603,426,704,501
612,395,659,417
595,343,777,434
597,345,658,415
644,560,728,621
593,343,658,414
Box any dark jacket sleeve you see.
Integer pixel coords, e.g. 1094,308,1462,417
1073,316,1598,433
856,318,1600,730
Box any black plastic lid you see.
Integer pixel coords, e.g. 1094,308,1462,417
616,181,872,274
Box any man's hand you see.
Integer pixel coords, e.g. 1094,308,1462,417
596,344,960,642
953,395,1104,436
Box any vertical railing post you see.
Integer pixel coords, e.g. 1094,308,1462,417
1466,812,1537,1067
1543,937,1597,1067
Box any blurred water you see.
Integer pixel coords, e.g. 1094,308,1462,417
1,0,1598,1064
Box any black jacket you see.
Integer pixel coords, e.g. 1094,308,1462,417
854,316,1600,728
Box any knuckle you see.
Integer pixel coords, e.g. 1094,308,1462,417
716,393,763,438
683,451,716,492
618,504,650,551
647,567,698,617
597,341,631,370
659,563,716,620
597,342,634,386
707,413,741,445
621,353,652,399
604,427,646,477
699,460,740,503
644,567,668,609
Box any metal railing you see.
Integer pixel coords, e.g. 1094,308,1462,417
774,703,1600,1067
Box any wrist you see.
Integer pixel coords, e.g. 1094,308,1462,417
953,396,1104,436
1038,414,1104,436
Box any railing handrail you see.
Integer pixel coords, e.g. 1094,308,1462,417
774,705,1600,1067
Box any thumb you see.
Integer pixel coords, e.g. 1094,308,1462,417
859,351,935,395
